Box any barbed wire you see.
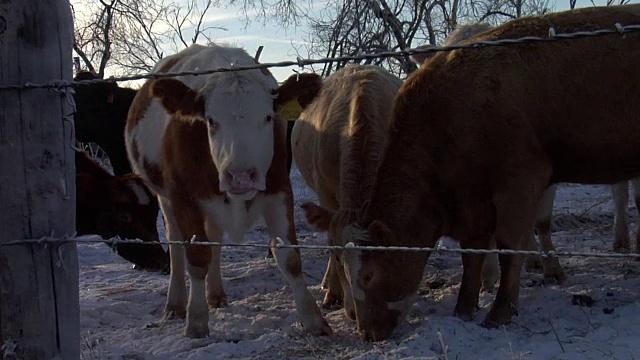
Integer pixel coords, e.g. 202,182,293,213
2,234,640,260
0,23,639,91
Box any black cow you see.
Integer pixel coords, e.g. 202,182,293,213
73,71,137,176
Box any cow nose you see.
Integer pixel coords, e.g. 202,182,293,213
225,168,258,190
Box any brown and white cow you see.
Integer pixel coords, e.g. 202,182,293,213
337,4,640,340
276,65,403,317
125,43,331,338
75,150,169,272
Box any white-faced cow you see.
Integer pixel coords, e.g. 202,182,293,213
337,4,640,341
125,43,331,338
76,150,169,272
276,65,403,318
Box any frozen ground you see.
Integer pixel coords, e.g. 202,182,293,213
79,166,640,359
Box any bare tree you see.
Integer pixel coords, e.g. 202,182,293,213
72,0,226,77
304,0,552,78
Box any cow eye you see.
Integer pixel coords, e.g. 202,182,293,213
207,117,219,131
265,115,272,123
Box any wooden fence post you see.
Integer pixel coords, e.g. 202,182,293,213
0,0,79,359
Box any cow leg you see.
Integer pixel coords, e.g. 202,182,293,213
170,198,210,338
534,185,565,283
483,175,547,328
158,197,187,320
454,251,487,321
524,185,553,272
334,253,356,319
455,201,494,319
204,222,227,309
316,191,342,308
481,238,498,293
322,255,344,308
612,181,631,252
263,191,332,336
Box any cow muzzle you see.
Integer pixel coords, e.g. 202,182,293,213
221,167,263,199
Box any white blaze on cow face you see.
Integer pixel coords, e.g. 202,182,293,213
204,74,276,201
150,68,278,201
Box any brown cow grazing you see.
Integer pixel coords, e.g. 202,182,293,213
75,150,169,272
336,5,640,341
125,43,331,338
276,65,403,317
415,22,640,288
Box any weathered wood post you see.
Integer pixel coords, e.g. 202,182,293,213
0,0,79,359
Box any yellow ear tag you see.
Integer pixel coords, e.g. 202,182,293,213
279,99,303,121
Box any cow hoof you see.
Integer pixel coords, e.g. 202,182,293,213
183,323,210,338
322,291,343,309
482,304,517,328
164,307,186,320
207,294,228,309
302,316,333,336
453,307,475,322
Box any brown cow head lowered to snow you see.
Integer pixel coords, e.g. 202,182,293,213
150,72,279,201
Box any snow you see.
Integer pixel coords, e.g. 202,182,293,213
79,167,640,359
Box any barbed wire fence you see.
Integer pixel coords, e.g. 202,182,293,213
2,23,640,261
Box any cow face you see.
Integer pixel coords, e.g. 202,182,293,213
152,75,277,201
342,221,428,341
76,159,169,272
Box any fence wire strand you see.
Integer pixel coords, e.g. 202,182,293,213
0,23,639,91
3,235,640,260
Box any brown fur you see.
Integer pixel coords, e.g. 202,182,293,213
346,4,640,340
126,58,180,132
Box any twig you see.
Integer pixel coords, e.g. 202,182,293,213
547,319,566,353
437,330,449,360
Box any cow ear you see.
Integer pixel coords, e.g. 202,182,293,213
278,99,303,122
300,202,334,231
151,78,204,118
367,220,396,247
273,73,322,111
408,45,435,65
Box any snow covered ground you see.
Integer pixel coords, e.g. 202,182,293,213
78,165,640,359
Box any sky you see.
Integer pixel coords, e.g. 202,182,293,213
70,0,640,83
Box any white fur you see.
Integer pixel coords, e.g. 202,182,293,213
205,77,276,195
129,101,169,170
158,198,187,316
199,195,270,244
